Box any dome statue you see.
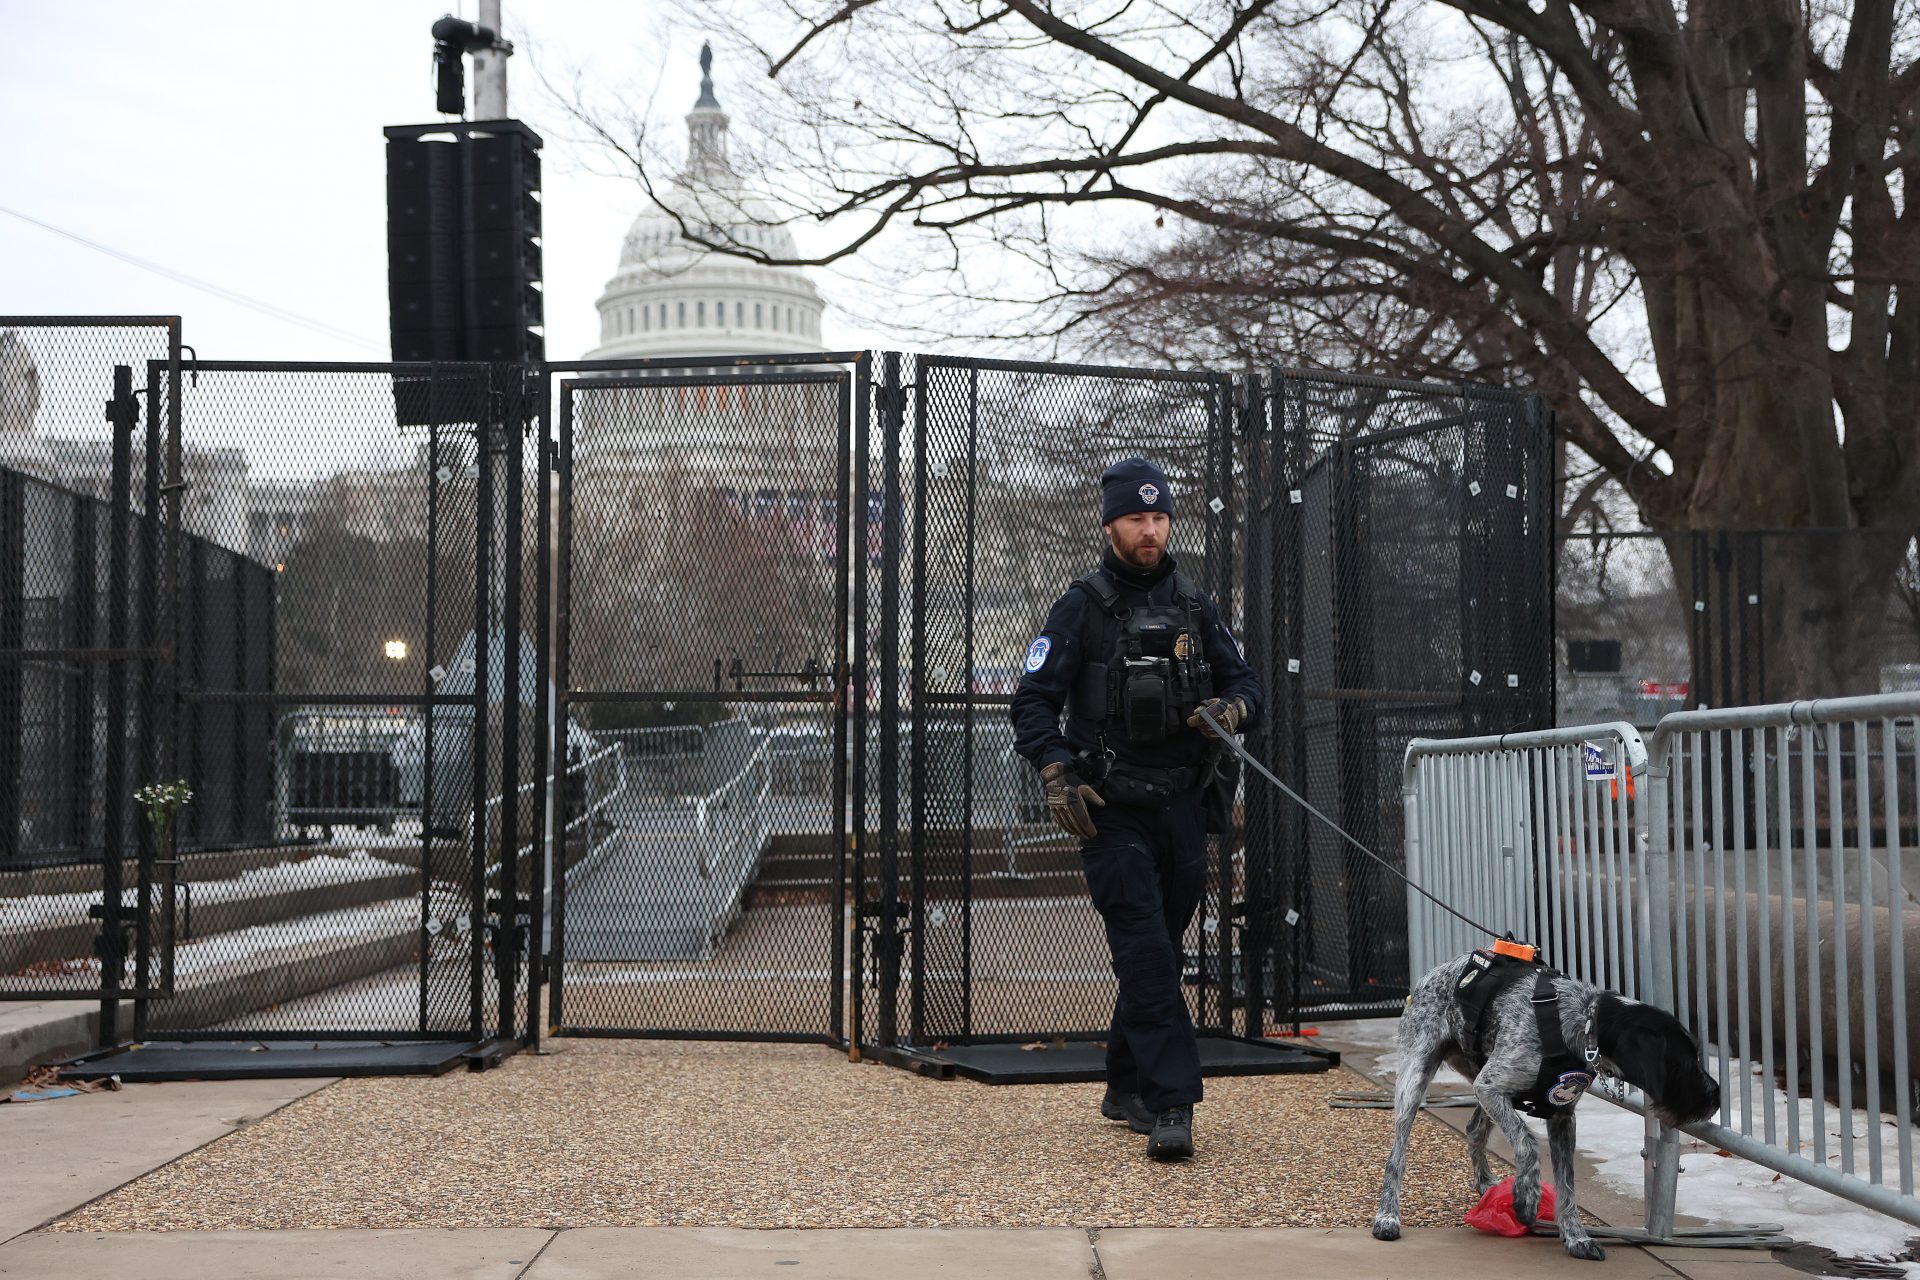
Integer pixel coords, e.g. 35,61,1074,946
586,43,828,360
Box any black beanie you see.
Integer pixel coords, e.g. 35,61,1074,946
1101,457,1174,524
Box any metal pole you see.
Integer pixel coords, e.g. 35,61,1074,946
496,366,523,1040
1280,374,1309,1029
1241,374,1270,1037
908,356,927,1045
139,360,166,998
877,352,903,1047
142,355,170,997
1641,743,1680,1237
98,366,135,1047
420,370,442,1032
526,371,551,1050
471,369,492,1040
849,356,872,1054
473,0,509,119
551,381,575,1030
828,366,855,1046
960,366,978,1041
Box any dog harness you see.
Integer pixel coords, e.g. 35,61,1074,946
1453,948,1598,1119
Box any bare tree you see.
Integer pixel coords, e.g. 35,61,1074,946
552,0,1919,695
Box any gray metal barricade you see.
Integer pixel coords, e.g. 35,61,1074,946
1404,693,1920,1240
1404,722,1649,992
1639,694,1917,1233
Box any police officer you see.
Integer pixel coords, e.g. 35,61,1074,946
1010,458,1260,1161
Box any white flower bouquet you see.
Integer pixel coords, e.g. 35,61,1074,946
132,779,194,860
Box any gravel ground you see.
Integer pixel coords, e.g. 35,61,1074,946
54,1039,1485,1233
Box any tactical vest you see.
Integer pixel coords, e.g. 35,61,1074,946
1453,948,1598,1118
1065,566,1215,750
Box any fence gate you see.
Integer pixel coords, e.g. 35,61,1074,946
849,354,1253,1066
548,357,854,1042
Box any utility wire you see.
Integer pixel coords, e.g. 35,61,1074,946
1197,705,1504,940
0,203,386,353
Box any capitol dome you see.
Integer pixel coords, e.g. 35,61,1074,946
585,45,827,359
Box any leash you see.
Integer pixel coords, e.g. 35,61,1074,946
1196,705,1506,941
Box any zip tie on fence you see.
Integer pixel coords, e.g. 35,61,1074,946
1197,705,1506,942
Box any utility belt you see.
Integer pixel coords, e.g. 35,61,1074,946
1076,752,1210,807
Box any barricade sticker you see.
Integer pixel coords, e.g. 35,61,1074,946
1583,740,1616,781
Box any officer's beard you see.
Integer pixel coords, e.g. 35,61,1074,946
1106,534,1168,573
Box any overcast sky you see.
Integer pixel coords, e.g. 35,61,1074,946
0,1,892,364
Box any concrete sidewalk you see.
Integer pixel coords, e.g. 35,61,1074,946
0,1225,1800,1279
0,1061,1812,1279
0,1073,330,1244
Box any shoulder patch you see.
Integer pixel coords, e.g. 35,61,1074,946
1023,636,1053,673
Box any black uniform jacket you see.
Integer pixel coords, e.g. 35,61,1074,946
1009,548,1262,775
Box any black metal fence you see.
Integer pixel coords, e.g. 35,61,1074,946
1243,372,1556,1023
1,319,178,1006
0,323,535,1051
1558,528,1920,724
2,321,1558,1058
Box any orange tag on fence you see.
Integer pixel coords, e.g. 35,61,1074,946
1492,938,1538,962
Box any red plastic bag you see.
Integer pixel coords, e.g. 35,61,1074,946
1463,1175,1557,1236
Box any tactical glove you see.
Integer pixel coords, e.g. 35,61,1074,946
1040,760,1104,839
1187,696,1247,739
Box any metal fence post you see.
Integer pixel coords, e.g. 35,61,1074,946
876,351,903,1047
1640,743,1680,1237
1402,776,1423,976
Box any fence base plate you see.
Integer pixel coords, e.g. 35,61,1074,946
908,1034,1337,1085
57,1039,498,1082
1564,1224,1794,1250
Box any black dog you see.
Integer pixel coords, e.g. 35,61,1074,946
1372,952,1721,1260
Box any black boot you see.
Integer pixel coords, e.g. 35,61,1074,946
1100,1086,1154,1134
1147,1105,1194,1161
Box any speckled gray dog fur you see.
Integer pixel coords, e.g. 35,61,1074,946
1371,953,1720,1262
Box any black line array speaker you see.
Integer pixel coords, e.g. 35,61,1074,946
384,121,544,408
464,131,544,363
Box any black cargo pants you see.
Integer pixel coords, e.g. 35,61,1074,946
1079,790,1207,1113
